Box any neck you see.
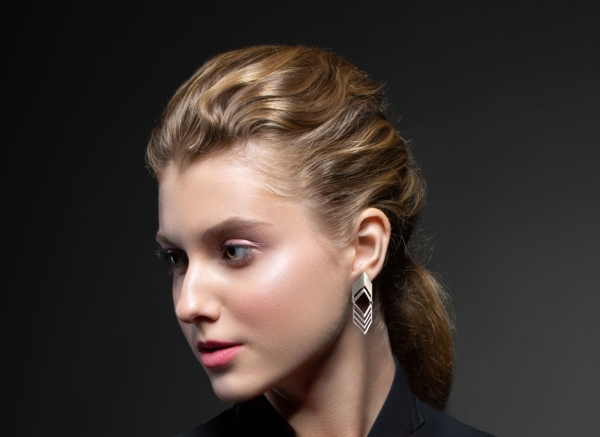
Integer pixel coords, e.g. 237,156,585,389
265,315,395,437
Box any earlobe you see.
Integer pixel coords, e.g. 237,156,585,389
352,208,391,281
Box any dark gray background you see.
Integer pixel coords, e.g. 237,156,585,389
6,1,599,436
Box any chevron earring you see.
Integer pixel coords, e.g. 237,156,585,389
352,272,373,334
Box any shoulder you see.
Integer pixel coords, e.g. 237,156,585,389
368,356,495,437
415,400,496,437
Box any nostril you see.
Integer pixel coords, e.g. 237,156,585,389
175,299,222,324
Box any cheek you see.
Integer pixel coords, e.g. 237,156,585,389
231,245,348,336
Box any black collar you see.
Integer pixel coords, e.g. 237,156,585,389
233,356,425,436
366,355,424,436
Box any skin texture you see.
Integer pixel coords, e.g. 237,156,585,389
157,144,396,437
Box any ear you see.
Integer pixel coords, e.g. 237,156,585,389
351,208,391,281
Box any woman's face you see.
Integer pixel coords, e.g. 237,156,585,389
157,146,356,402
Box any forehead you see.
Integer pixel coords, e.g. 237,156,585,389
159,145,284,206
157,147,317,244
160,151,266,208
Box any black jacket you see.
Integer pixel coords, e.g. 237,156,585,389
176,358,494,436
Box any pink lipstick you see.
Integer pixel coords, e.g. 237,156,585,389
197,341,242,368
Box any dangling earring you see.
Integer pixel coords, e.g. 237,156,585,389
352,272,373,334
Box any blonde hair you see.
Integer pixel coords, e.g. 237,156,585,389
147,45,454,409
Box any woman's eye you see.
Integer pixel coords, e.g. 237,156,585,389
156,247,187,271
222,244,252,261
168,253,180,266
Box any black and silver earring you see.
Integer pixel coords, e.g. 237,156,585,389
352,272,373,334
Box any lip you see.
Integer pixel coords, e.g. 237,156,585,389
197,340,243,368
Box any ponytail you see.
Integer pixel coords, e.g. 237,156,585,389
378,241,454,410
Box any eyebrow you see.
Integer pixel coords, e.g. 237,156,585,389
155,217,272,246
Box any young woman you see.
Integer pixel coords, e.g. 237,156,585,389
148,45,493,437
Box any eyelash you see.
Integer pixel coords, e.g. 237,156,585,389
155,243,254,273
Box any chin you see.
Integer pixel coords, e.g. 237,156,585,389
209,372,267,403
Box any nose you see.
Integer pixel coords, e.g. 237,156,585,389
174,261,221,324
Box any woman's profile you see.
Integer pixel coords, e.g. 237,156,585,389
147,45,494,436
